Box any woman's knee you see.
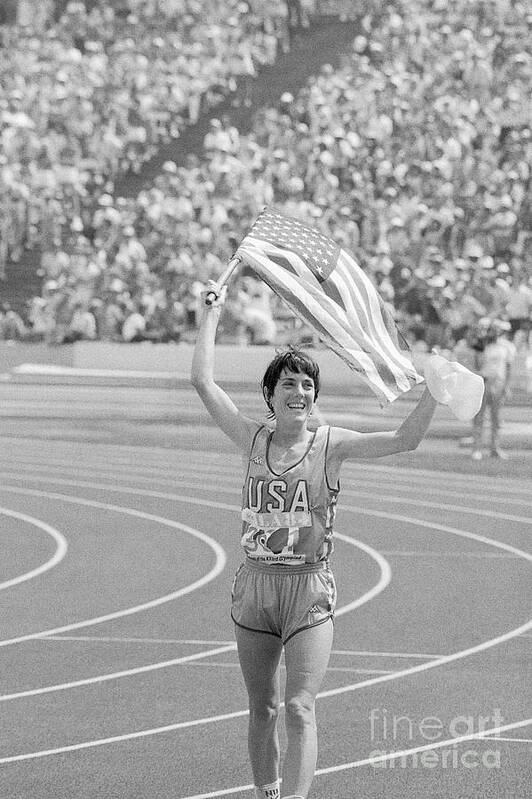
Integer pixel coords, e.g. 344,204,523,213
284,695,316,731
249,698,280,726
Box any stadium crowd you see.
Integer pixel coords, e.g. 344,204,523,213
0,0,530,357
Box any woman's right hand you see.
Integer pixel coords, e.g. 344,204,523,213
201,280,228,310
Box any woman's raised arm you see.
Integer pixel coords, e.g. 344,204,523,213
327,386,438,467
190,281,260,452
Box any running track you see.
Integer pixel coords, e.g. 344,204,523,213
1,402,531,798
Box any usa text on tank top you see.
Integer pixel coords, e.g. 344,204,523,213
241,425,339,565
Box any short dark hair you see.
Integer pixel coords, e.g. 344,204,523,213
261,346,320,417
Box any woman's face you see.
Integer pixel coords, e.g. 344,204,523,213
270,369,315,423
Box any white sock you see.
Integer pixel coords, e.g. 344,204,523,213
254,781,280,799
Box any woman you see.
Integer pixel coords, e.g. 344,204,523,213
191,280,438,799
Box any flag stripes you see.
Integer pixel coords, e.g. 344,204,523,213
239,240,401,403
335,252,416,390
242,237,413,396
236,208,423,404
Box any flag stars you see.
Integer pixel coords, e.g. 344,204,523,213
250,209,340,280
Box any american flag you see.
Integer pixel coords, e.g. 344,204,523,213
236,207,423,404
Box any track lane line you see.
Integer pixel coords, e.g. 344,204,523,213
0,472,532,552
0,499,529,763
9,468,529,563
0,508,67,592
35,635,237,645
0,523,388,701
1,470,531,529
1,478,528,638
342,489,532,525
330,648,443,659
0,645,236,703
35,636,444,658
480,736,532,743
338,502,532,561
0,475,238,513
181,462,532,506
2,457,532,508
0,487,226,649
2,439,529,493
1,472,529,774
0,515,389,761
379,550,520,558
333,531,390,618
107,660,396,676
314,718,532,776
183,466,532,509
0,481,389,635
178,718,532,798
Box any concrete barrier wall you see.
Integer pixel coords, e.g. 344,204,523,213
72,341,370,390
0,342,74,371
2,341,530,396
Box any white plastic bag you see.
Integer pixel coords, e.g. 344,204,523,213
424,354,484,422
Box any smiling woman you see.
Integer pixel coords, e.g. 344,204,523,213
242,351,337,569
261,349,320,421
190,277,438,799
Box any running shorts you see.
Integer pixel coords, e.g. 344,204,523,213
231,558,336,644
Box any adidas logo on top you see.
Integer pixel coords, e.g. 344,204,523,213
309,604,321,614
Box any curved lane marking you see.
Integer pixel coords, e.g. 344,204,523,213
184,466,532,508
334,532,390,618
0,507,67,592
37,636,443,659
180,718,532,798
314,718,532,777
38,635,237,645
0,500,526,762
0,645,236,703
2,440,530,493
10,455,532,510
1,471,531,529
481,736,532,743
0,524,388,701
1,453,531,505
343,488,532,524
0,487,226,649
151,453,532,494
182,461,532,503
0,484,529,763
341,473,532,506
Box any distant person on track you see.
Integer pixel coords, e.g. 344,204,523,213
470,320,516,460
191,280,438,799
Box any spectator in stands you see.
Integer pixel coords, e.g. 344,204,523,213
238,277,278,345
63,300,97,343
1,0,530,367
121,301,147,342
505,271,532,345
0,303,28,340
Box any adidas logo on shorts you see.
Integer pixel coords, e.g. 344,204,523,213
250,456,263,465
309,604,321,614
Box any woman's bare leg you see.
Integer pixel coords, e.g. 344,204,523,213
281,619,334,798
235,625,284,790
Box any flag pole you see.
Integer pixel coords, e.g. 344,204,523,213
205,254,243,305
